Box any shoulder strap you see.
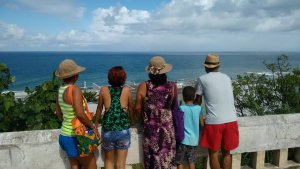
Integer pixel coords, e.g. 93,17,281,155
67,85,90,113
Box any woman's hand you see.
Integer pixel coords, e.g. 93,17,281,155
92,126,101,139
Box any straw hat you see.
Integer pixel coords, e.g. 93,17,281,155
145,56,173,75
203,54,221,68
55,59,85,79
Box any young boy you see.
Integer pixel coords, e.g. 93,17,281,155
176,86,204,169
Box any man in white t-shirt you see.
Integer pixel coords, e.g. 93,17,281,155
194,54,239,169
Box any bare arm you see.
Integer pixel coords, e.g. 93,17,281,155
55,96,62,120
127,87,135,126
200,114,205,130
135,82,146,123
95,87,104,127
194,94,202,105
72,86,95,129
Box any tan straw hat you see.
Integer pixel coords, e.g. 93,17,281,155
55,59,86,79
145,56,173,75
203,54,221,68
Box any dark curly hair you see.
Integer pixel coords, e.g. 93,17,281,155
148,73,167,86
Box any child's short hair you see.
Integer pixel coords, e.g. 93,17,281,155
182,86,195,102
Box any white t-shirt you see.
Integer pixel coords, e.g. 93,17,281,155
195,72,237,124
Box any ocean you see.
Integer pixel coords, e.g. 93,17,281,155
0,51,299,91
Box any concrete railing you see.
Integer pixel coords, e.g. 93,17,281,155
1,113,300,169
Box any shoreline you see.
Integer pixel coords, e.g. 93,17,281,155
3,80,195,101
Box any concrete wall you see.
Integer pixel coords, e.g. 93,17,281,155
1,113,300,169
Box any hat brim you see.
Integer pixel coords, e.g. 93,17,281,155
55,66,86,79
145,64,173,74
203,63,220,68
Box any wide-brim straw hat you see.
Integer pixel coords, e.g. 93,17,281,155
203,54,221,68
55,59,86,79
145,56,173,75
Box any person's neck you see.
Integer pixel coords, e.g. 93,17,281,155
185,101,194,105
63,81,75,86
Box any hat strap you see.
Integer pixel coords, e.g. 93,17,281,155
205,61,219,65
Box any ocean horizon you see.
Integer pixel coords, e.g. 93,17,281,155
1,51,299,91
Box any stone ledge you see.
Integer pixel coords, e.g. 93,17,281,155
1,113,300,169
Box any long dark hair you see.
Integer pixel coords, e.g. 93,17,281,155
148,73,167,86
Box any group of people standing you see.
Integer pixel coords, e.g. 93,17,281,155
55,54,239,169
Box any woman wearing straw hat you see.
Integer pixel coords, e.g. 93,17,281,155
55,59,99,169
135,56,176,169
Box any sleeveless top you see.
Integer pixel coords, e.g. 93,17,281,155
102,86,130,132
58,85,87,136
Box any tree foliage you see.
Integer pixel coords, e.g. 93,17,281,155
0,70,63,132
0,66,99,132
83,90,98,103
21,73,62,130
233,55,300,116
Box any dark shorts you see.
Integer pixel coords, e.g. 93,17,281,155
59,134,79,158
101,129,131,151
176,144,200,164
200,121,239,152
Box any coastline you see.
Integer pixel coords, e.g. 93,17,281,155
3,80,195,101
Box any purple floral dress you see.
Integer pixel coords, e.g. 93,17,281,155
142,80,176,169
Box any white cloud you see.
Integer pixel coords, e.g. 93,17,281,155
151,0,300,33
0,21,24,39
1,0,300,51
90,6,150,34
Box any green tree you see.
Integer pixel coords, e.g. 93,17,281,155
233,55,300,116
0,64,20,131
21,72,62,130
83,90,98,103
0,67,63,132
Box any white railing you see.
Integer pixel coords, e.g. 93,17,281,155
1,113,300,169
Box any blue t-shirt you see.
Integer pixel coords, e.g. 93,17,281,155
180,104,202,146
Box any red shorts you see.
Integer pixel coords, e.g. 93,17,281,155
199,121,239,152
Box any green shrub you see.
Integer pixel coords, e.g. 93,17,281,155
233,55,300,116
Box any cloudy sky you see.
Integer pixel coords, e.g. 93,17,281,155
0,0,300,51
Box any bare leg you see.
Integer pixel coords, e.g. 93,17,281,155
77,155,97,169
69,158,80,169
209,149,221,169
116,149,128,169
104,150,115,169
188,163,195,169
177,164,184,169
222,149,231,169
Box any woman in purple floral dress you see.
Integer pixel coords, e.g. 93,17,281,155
135,56,176,169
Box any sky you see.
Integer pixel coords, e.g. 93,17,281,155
0,0,300,51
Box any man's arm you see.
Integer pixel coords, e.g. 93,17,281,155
194,77,203,105
194,94,202,105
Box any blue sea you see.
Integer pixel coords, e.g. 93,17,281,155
0,51,299,91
